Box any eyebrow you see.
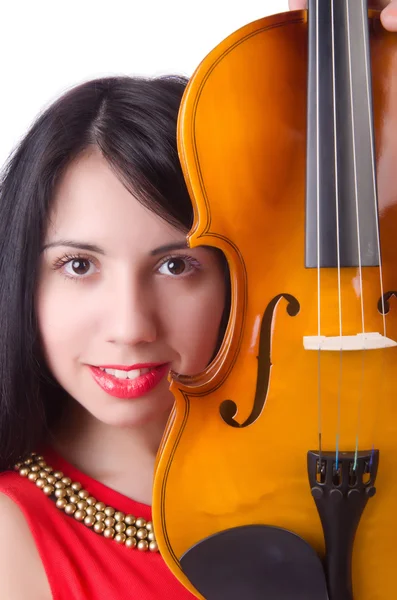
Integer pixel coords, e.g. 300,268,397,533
41,239,189,256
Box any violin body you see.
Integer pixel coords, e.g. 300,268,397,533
153,8,397,599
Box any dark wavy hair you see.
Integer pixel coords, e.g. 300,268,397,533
0,75,196,470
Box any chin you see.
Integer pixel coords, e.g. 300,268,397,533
97,400,174,429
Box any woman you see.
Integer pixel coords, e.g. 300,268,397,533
0,2,396,599
0,74,227,599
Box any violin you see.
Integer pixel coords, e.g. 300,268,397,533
153,2,397,598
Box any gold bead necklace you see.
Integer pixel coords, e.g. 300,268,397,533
15,452,158,553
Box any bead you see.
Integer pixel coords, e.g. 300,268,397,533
125,537,137,549
103,527,115,539
65,503,77,515
135,518,146,528
149,541,158,553
16,452,155,554
114,512,125,522
136,528,148,540
125,514,136,525
137,540,149,552
84,515,96,527
93,522,105,534
74,510,86,521
56,498,68,509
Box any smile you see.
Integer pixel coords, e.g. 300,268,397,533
99,367,151,380
88,364,170,399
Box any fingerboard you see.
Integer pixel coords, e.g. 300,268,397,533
305,0,380,268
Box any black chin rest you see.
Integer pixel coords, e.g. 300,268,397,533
180,524,329,600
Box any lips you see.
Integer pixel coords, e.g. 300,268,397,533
88,363,170,399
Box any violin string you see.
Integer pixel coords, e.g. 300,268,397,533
361,0,386,337
346,0,366,469
331,0,343,472
369,348,384,471
353,351,366,471
360,0,385,474
316,0,323,465
346,0,366,336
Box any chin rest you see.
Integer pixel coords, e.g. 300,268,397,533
180,524,329,600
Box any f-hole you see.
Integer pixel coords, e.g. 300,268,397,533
378,291,397,315
220,293,300,428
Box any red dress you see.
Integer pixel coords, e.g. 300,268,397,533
0,447,196,600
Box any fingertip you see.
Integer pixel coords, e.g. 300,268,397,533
381,5,397,31
288,0,307,10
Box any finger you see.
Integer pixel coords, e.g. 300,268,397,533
288,0,307,9
380,0,397,30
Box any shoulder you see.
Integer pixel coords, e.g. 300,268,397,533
0,492,52,599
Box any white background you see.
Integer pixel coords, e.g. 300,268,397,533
0,0,288,169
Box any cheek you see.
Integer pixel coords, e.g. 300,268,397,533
35,279,90,368
166,279,226,374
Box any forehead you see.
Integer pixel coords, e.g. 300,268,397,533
46,147,184,252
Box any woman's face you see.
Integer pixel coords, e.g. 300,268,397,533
36,148,226,428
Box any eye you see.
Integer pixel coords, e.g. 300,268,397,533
52,254,98,279
158,255,200,277
65,258,95,277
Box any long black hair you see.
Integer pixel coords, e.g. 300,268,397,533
0,75,193,470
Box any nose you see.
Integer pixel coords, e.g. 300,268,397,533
104,274,158,346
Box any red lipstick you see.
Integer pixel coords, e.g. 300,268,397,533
88,363,170,399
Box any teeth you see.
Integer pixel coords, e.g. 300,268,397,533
99,367,151,380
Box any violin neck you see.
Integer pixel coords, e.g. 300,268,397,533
305,0,380,269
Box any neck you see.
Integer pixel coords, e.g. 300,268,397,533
48,399,171,505
305,0,379,269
